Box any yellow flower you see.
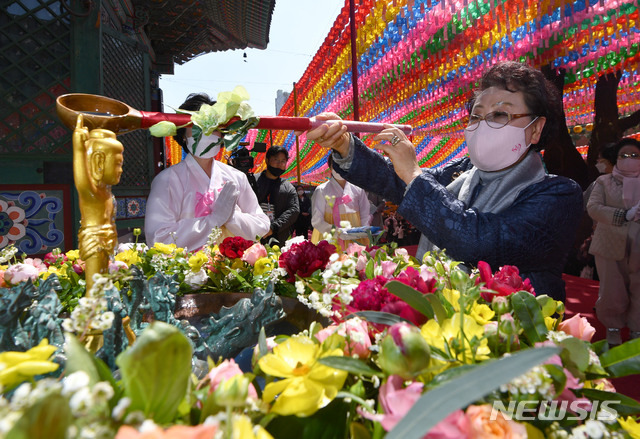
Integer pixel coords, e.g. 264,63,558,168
619,417,640,439
231,258,245,270
0,339,59,387
469,303,495,325
421,314,490,363
544,316,558,331
188,251,208,272
442,288,461,311
254,257,274,276
115,249,142,266
153,242,178,255
232,414,273,439
65,249,80,261
259,335,348,416
41,265,65,280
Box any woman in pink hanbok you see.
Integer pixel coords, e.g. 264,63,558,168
145,93,270,251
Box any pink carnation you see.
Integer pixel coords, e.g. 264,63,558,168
359,375,424,431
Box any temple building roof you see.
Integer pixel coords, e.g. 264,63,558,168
143,0,276,73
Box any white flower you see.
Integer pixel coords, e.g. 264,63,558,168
92,381,114,403
112,397,131,420
10,383,32,410
282,235,306,253
184,269,208,289
339,220,352,229
295,281,305,295
69,386,93,414
139,419,159,433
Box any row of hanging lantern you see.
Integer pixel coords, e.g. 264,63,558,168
244,0,640,184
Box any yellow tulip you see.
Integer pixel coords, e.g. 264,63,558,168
421,314,490,363
0,339,59,387
619,417,640,439
259,336,348,417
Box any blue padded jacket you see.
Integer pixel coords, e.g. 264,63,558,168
337,137,583,302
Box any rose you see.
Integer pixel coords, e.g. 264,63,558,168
558,313,596,342
425,410,470,439
241,243,267,266
465,404,527,438
207,359,257,400
278,240,334,282
476,261,535,302
218,236,254,259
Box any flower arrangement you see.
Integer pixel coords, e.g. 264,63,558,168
1,235,640,438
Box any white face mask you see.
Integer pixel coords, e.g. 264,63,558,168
332,169,345,181
464,117,538,172
595,162,608,174
187,132,222,159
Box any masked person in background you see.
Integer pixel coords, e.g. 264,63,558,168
300,61,583,302
253,145,299,247
587,137,640,345
310,154,371,245
145,93,270,250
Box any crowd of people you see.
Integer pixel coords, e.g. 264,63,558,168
141,61,640,345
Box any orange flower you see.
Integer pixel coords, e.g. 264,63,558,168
465,404,526,439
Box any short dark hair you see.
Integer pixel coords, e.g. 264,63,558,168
467,61,561,151
266,145,288,161
612,137,640,164
173,93,216,154
326,154,333,170
599,142,618,165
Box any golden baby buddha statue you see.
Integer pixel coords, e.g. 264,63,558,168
72,114,124,294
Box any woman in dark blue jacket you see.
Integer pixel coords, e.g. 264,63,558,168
303,61,583,302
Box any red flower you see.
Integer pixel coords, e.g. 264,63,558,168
278,240,334,282
476,261,535,302
393,266,436,295
219,236,254,259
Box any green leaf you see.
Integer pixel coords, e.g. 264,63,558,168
365,258,375,280
317,356,384,377
599,338,640,377
6,393,71,439
116,321,193,424
265,398,348,439
425,294,448,323
63,333,101,386
385,280,434,319
558,337,591,378
387,346,559,439
575,388,640,416
510,291,547,344
351,311,414,326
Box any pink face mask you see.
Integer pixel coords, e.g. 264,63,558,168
616,157,640,174
465,118,538,172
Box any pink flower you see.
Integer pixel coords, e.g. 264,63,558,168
207,359,257,399
476,261,535,302
3,261,45,284
72,261,85,274
109,260,128,273
345,242,366,256
44,251,68,267
241,243,267,266
465,404,527,438
359,375,424,431
381,260,398,278
315,317,372,359
557,313,596,342
425,410,470,439
115,424,218,439
393,266,437,295
536,341,591,409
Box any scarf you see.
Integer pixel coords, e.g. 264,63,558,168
612,165,640,209
416,151,546,260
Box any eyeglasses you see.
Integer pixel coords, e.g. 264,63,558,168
618,153,640,159
465,111,535,131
